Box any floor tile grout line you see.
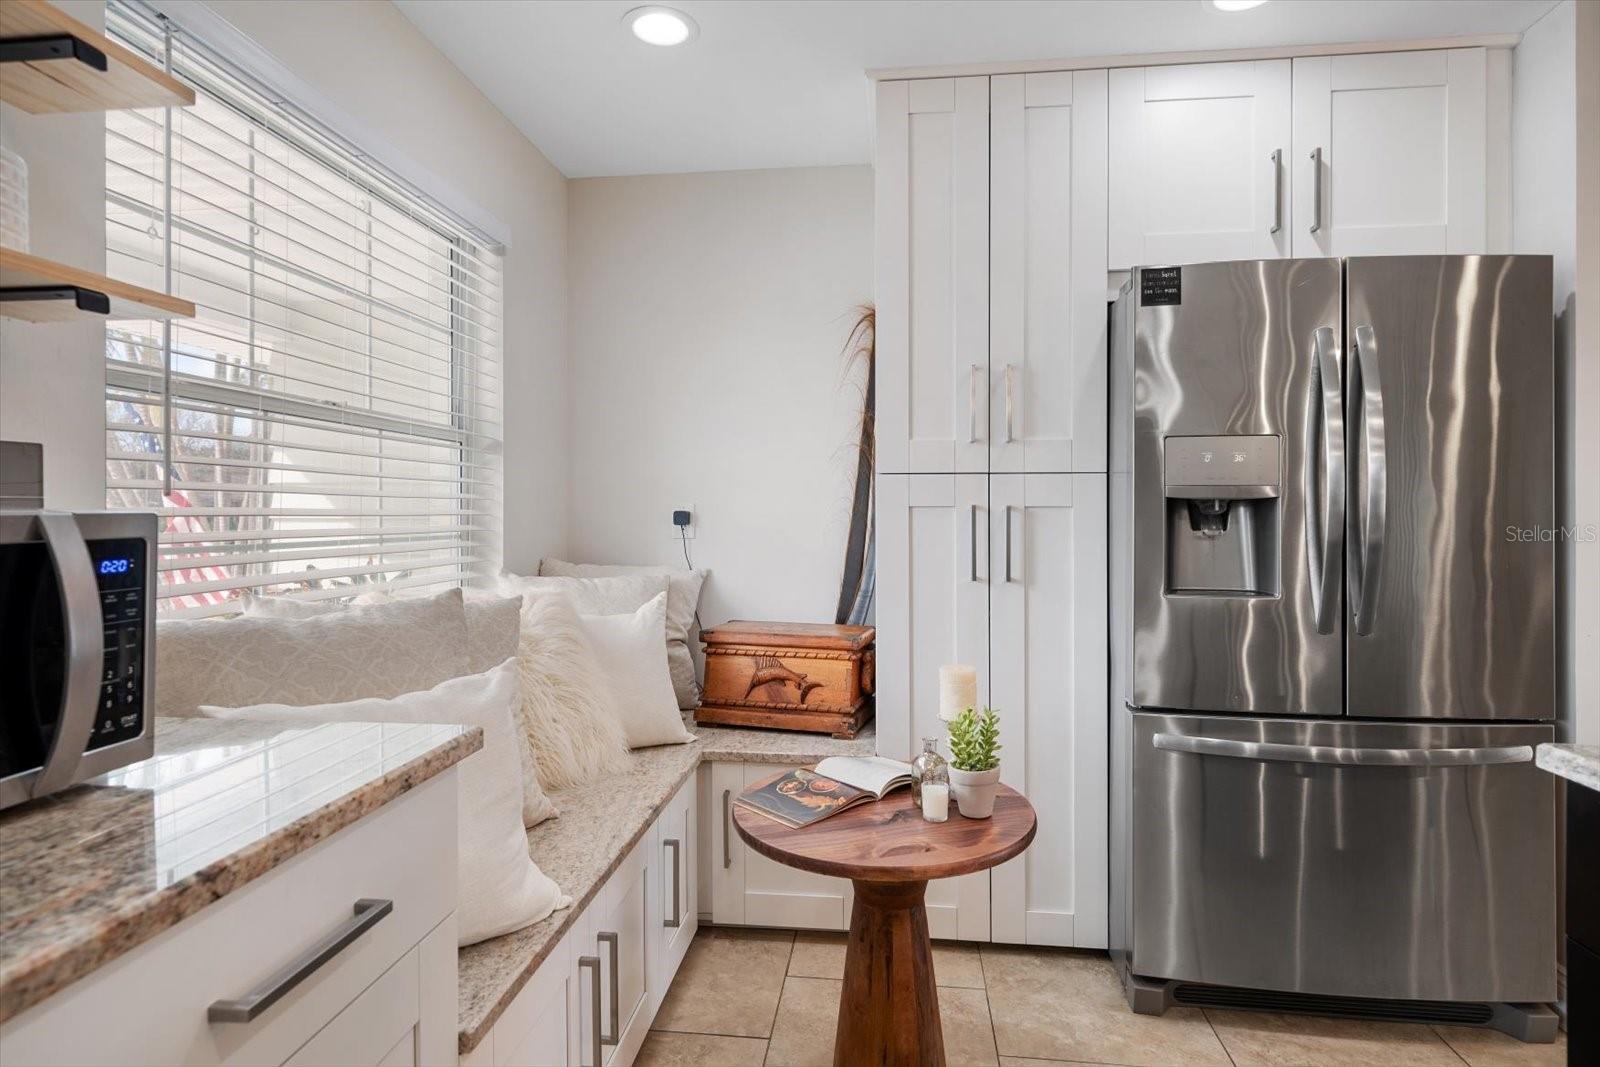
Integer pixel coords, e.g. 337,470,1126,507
1201,1007,1239,1067
1428,1024,1475,1067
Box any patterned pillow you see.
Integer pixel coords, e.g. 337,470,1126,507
156,588,472,717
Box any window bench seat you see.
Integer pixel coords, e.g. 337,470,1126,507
456,716,875,1062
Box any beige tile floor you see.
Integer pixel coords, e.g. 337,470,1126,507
638,928,1568,1067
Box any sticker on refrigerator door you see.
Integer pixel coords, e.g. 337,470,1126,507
1140,267,1181,306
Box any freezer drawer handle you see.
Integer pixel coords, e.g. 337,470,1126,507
1152,732,1533,768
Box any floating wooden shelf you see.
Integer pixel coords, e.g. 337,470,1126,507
0,0,194,113
0,247,193,323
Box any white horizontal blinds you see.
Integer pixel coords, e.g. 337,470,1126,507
103,2,503,615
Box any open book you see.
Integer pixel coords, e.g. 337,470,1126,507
735,757,915,830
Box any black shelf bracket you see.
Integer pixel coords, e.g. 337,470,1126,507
0,34,109,73
0,286,111,316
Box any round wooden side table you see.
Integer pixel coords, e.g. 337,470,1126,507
733,781,1036,1067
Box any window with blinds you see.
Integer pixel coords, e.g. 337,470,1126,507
103,2,502,615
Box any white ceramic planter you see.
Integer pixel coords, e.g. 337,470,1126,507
949,765,1001,818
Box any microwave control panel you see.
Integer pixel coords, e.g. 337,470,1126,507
89,537,148,751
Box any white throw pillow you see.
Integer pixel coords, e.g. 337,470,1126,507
580,593,694,750
157,588,471,717
515,593,631,791
538,559,707,709
201,660,571,947
498,572,668,618
240,591,554,827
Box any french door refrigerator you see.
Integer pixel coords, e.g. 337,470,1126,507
1108,256,1558,1041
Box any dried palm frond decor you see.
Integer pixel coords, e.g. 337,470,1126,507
836,305,875,626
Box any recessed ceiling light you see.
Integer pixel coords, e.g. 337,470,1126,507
1208,0,1269,10
624,6,698,47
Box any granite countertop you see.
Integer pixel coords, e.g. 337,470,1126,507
1535,743,1600,792
0,716,480,1025
456,714,877,1053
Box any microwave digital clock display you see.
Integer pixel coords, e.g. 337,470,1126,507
98,557,134,576
89,539,145,593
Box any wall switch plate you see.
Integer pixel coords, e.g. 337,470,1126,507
671,503,695,539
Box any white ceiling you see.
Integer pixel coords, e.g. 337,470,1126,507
394,0,1558,179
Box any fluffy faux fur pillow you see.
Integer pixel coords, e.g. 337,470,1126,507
514,592,631,791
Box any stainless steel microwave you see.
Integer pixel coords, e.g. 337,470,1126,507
1,511,157,810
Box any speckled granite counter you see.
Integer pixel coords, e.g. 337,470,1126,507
1536,743,1600,792
0,716,480,1024
456,715,876,1054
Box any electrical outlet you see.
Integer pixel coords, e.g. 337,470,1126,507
671,503,695,539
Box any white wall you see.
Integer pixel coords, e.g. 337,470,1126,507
197,0,569,574
566,166,873,627
0,0,108,510
1512,0,1598,745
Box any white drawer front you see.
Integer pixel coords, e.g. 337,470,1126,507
1,771,456,1067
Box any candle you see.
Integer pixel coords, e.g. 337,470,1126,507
921,782,950,822
939,664,977,722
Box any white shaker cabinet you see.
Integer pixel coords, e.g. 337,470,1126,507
875,76,990,474
876,473,995,942
1292,48,1507,256
989,71,1109,475
1109,60,1292,268
702,762,854,931
987,474,1108,949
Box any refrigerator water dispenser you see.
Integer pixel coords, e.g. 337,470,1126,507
1163,435,1280,597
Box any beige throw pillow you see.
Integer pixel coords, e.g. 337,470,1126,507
497,572,669,617
156,588,471,717
244,589,524,675
579,593,694,749
515,592,631,791
201,659,571,947
538,559,707,709
239,590,555,827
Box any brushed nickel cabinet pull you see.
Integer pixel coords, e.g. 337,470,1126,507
1004,363,1016,444
664,838,682,928
1309,146,1323,234
578,955,602,1067
969,503,979,582
1004,504,1014,583
969,363,981,443
721,789,732,869
208,899,392,1023
1270,148,1283,234
597,931,620,1046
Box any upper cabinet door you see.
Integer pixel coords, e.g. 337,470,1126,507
1109,60,1291,269
990,71,1109,475
1293,49,1490,256
876,77,990,474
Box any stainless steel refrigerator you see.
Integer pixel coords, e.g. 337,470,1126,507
1108,256,1558,1041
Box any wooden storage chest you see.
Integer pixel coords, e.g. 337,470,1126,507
696,622,875,739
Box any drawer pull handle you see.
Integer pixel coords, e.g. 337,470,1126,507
664,837,682,928
722,788,732,870
597,931,620,1046
207,898,392,1023
578,955,602,1067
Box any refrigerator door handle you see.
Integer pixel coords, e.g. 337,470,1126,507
1152,732,1533,768
1350,324,1388,636
1305,326,1345,635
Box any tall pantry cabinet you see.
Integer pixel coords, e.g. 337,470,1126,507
875,70,1111,949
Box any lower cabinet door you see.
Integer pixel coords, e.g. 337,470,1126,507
740,764,852,931
988,473,1108,948
284,947,420,1067
652,775,698,992
584,841,651,1067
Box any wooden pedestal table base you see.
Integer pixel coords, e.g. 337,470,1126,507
733,782,1036,1067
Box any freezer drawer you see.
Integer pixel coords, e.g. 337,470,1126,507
1129,713,1556,1003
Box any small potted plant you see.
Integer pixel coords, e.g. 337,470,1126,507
947,706,1002,818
